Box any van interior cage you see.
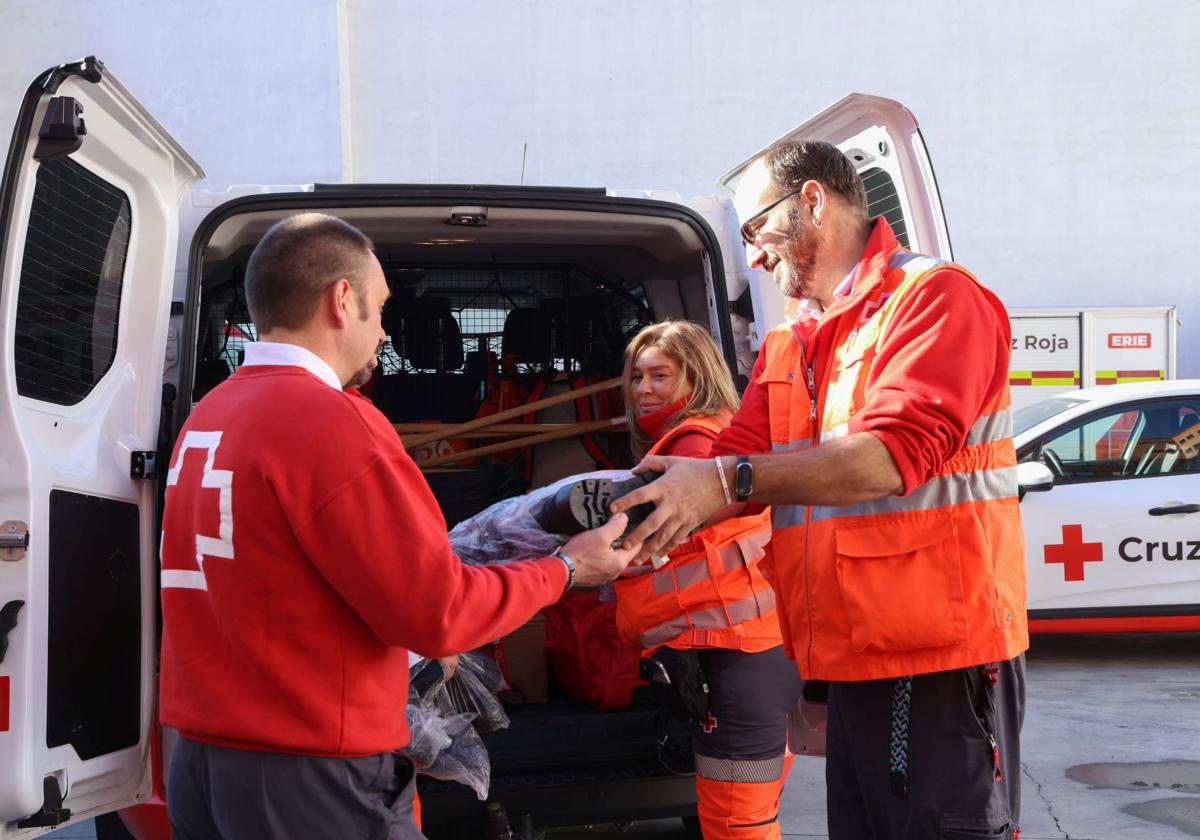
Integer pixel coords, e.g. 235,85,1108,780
378,264,648,376
194,262,651,417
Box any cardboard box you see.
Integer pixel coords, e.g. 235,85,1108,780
498,612,548,704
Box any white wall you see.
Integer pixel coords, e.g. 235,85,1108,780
342,0,1200,376
0,0,343,189
3,0,1197,375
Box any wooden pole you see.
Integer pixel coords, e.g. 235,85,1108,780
417,416,627,468
401,376,622,449
396,421,623,437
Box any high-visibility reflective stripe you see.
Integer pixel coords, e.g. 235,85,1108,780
695,752,786,782
820,423,849,444
649,531,772,595
771,440,812,454
779,411,1010,454
637,588,777,647
809,466,1018,523
965,408,1013,446
772,504,806,529
652,560,709,594
1096,369,1165,385
888,252,945,273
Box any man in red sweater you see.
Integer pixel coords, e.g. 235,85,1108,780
613,142,1027,839
160,213,640,839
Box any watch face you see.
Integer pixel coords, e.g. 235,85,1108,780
735,460,753,498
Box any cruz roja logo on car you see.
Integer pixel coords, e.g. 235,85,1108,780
1118,537,1200,562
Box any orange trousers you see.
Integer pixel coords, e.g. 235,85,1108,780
695,753,794,839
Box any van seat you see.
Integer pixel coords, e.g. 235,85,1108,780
373,296,475,422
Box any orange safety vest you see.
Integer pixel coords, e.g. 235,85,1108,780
614,415,782,652
760,248,1028,681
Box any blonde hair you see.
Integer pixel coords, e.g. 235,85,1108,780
623,320,739,458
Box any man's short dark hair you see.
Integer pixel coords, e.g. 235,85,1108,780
763,140,868,218
245,213,375,332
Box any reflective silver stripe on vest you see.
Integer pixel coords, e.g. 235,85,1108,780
649,530,771,595
772,440,813,454
772,504,806,529
637,588,777,647
821,422,849,444
965,408,1013,447
652,560,709,594
888,251,945,273
809,465,1018,523
695,752,786,783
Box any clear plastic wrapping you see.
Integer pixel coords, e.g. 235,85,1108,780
400,652,511,800
448,469,635,565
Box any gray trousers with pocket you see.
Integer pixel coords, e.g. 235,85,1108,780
167,735,424,840
825,655,1025,840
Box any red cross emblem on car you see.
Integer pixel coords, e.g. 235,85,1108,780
701,713,718,733
1044,524,1103,582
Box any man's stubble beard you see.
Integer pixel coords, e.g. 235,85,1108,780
776,208,819,301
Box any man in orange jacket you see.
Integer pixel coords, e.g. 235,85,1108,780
613,141,1028,839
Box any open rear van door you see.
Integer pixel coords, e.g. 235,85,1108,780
0,57,202,836
718,93,952,344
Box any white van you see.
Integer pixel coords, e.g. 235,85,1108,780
0,57,955,838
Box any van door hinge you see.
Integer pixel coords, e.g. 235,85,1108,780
17,777,71,828
131,451,159,480
35,96,87,161
0,521,28,561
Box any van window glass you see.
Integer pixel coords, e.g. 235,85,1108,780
14,157,130,405
860,167,909,248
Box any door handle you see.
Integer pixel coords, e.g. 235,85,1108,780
1148,503,1200,516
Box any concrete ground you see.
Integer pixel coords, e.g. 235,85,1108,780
49,633,1200,840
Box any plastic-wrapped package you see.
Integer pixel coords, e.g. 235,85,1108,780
448,469,636,565
422,653,510,733
419,710,491,800
400,652,510,800
402,701,453,769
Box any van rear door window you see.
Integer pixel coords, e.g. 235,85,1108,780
861,166,909,248
14,157,131,405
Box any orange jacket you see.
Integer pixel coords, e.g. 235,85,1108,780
726,220,1028,681
614,415,781,652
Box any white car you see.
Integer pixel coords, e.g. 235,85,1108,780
1015,380,1200,632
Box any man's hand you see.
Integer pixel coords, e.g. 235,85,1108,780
561,513,643,588
609,455,726,558
438,654,460,680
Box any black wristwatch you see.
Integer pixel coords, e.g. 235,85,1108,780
734,455,753,502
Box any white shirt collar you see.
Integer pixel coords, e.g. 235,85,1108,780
241,341,343,391
794,267,857,321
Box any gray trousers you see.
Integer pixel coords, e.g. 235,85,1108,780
826,655,1025,840
693,645,804,773
168,735,423,840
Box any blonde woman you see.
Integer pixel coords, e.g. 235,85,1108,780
613,321,801,840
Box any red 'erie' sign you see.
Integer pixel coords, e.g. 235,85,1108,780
1107,332,1152,349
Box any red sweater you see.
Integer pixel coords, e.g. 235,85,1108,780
713,219,1009,495
159,365,566,756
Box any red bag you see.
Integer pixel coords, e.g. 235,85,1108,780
543,590,644,711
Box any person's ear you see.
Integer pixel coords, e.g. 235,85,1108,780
328,278,354,329
804,180,826,229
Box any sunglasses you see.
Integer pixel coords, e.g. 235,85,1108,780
739,188,805,247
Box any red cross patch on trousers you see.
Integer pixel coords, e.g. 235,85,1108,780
701,712,718,733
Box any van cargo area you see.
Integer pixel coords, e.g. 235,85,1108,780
177,192,734,836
